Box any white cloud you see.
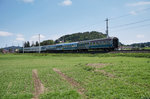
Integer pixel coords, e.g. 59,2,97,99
121,39,148,45
16,38,25,41
60,0,72,6
121,40,135,45
22,0,34,3
136,34,145,39
129,8,148,15
0,31,13,37
31,34,45,41
127,1,150,6
16,34,25,41
130,11,137,15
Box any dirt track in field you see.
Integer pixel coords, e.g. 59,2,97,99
87,63,108,68
87,63,115,78
32,69,45,99
95,70,115,78
53,68,85,95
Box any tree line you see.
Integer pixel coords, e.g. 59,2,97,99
130,42,150,48
24,40,54,47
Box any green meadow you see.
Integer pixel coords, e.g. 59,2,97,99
0,53,150,99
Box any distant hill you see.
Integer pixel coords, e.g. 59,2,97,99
55,31,107,43
4,46,22,50
130,42,150,48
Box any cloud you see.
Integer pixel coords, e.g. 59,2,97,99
129,8,148,15
22,0,34,3
31,34,45,41
121,39,148,45
0,31,13,37
127,1,150,6
136,34,145,39
16,34,25,41
130,11,137,15
60,0,72,6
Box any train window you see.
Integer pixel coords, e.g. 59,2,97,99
99,41,101,44
107,41,109,44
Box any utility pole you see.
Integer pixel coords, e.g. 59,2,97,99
39,34,41,53
105,18,109,38
22,41,24,53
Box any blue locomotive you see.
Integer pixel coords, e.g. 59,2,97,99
23,37,119,53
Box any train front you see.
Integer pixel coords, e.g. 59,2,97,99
112,37,119,49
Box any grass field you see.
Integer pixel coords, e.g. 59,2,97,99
0,53,150,99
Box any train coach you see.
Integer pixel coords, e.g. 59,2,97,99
22,37,119,53
78,37,118,51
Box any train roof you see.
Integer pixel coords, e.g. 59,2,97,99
56,42,78,46
43,42,78,47
78,37,117,43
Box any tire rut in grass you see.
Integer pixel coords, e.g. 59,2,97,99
87,63,115,78
32,69,45,99
53,68,85,95
95,70,115,78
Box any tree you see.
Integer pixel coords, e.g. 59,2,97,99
55,31,107,43
27,41,30,47
40,40,54,46
35,41,39,46
0,48,3,53
24,42,27,47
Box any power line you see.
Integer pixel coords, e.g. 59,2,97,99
109,7,150,21
110,23,150,32
110,18,150,29
72,7,150,33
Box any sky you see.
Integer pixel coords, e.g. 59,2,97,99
0,0,150,47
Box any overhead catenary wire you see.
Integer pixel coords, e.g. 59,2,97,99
109,7,150,21
110,23,150,32
72,7,150,33
31,7,150,45
110,18,150,29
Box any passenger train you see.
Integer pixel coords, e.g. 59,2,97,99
22,37,119,53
